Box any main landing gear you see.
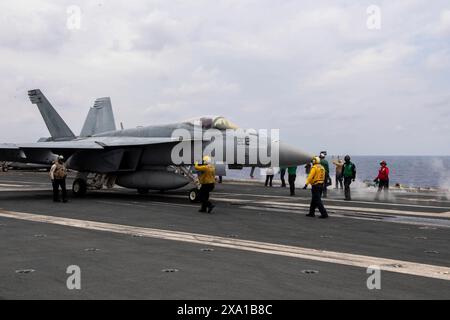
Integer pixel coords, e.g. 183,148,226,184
72,178,87,197
72,173,115,197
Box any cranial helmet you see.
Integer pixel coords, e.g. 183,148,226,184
344,155,351,162
312,156,321,165
202,155,211,164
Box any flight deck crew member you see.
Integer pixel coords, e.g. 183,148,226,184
50,155,68,203
374,160,389,200
303,157,328,218
304,162,311,175
332,157,344,190
195,156,216,213
279,166,287,187
287,166,297,196
342,155,356,201
250,166,256,179
319,152,330,198
265,167,274,187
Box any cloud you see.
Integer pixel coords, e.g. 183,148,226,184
0,0,449,155
0,1,68,51
163,67,239,98
426,49,450,69
436,10,450,36
308,42,417,87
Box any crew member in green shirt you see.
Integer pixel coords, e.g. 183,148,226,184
287,166,297,196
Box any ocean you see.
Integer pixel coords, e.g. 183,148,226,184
224,156,450,189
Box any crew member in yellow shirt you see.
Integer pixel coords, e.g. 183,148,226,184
303,156,328,219
194,155,216,213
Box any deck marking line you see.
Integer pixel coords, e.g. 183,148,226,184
214,192,450,210
256,201,450,218
0,209,449,281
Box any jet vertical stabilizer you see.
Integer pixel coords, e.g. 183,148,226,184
80,97,116,137
28,89,76,141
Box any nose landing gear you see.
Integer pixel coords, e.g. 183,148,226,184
72,178,87,197
189,188,200,203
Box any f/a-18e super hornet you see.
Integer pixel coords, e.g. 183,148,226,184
0,89,311,201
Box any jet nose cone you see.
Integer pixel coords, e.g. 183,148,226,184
278,142,312,167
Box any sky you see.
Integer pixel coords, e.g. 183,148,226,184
0,0,449,155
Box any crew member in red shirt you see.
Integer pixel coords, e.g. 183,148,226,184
374,160,389,200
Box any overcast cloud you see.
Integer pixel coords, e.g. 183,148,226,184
0,0,449,155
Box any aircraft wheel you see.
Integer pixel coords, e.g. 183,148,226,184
137,188,149,195
72,179,87,197
189,188,200,203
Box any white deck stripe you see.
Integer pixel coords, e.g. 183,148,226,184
256,201,450,219
214,192,450,210
0,188,50,192
201,196,450,218
0,180,49,185
0,183,34,187
0,209,449,281
240,205,450,228
1,185,447,218
136,192,450,218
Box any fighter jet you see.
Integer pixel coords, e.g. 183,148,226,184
0,89,311,201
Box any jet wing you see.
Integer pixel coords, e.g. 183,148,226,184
0,144,26,162
1,137,199,170
18,141,103,150
17,137,183,150
0,143,20,150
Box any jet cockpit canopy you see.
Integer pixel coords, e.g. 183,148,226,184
184,116,238,130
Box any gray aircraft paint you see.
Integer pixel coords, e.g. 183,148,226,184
28,90,75,141
0,89,312,192
80,97,116,137
116,170,189,189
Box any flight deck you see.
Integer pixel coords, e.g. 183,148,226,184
0,171,449,299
